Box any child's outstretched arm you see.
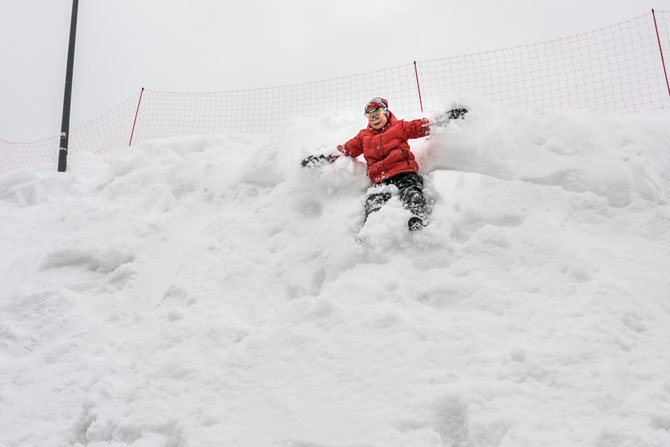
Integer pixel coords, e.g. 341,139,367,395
300,132,364,168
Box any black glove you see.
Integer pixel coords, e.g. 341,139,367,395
433,107,468,127
300,154,338,168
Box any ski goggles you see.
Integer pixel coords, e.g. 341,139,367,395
365,107,386,118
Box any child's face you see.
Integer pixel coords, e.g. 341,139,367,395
366,108,388,130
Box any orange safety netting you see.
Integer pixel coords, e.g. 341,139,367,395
2,11,669,171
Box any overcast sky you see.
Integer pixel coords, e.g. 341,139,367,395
0,0,666,141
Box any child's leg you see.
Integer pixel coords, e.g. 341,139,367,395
394,173,428,219
363,191,392,222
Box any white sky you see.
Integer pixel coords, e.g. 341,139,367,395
0,0,666,140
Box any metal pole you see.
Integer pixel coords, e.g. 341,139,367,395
58,0,79,172
652,9,670,97
413,61,424,113
129,88,145,146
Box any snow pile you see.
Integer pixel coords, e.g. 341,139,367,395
1,104,670,447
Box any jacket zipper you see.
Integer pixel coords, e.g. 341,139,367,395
401,149,410,166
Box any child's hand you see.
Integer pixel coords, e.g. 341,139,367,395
300,154,339,168
433,107,468,127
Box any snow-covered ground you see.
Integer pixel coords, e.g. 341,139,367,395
1,103,670,447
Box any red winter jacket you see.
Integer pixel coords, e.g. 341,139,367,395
337,112,430,184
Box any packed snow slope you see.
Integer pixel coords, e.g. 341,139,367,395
1,103,670,447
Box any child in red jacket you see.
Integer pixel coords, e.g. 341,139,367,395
302,97,466,231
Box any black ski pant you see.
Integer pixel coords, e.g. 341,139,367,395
364,172,428,222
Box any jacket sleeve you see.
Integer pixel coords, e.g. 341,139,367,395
402,118,431,139
337,133,364,159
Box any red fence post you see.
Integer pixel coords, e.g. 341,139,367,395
652,9,670,97
129,87,145,146
413,61,424,113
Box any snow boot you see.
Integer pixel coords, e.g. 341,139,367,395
408,215,427,231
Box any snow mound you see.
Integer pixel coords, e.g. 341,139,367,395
1,105,670,447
